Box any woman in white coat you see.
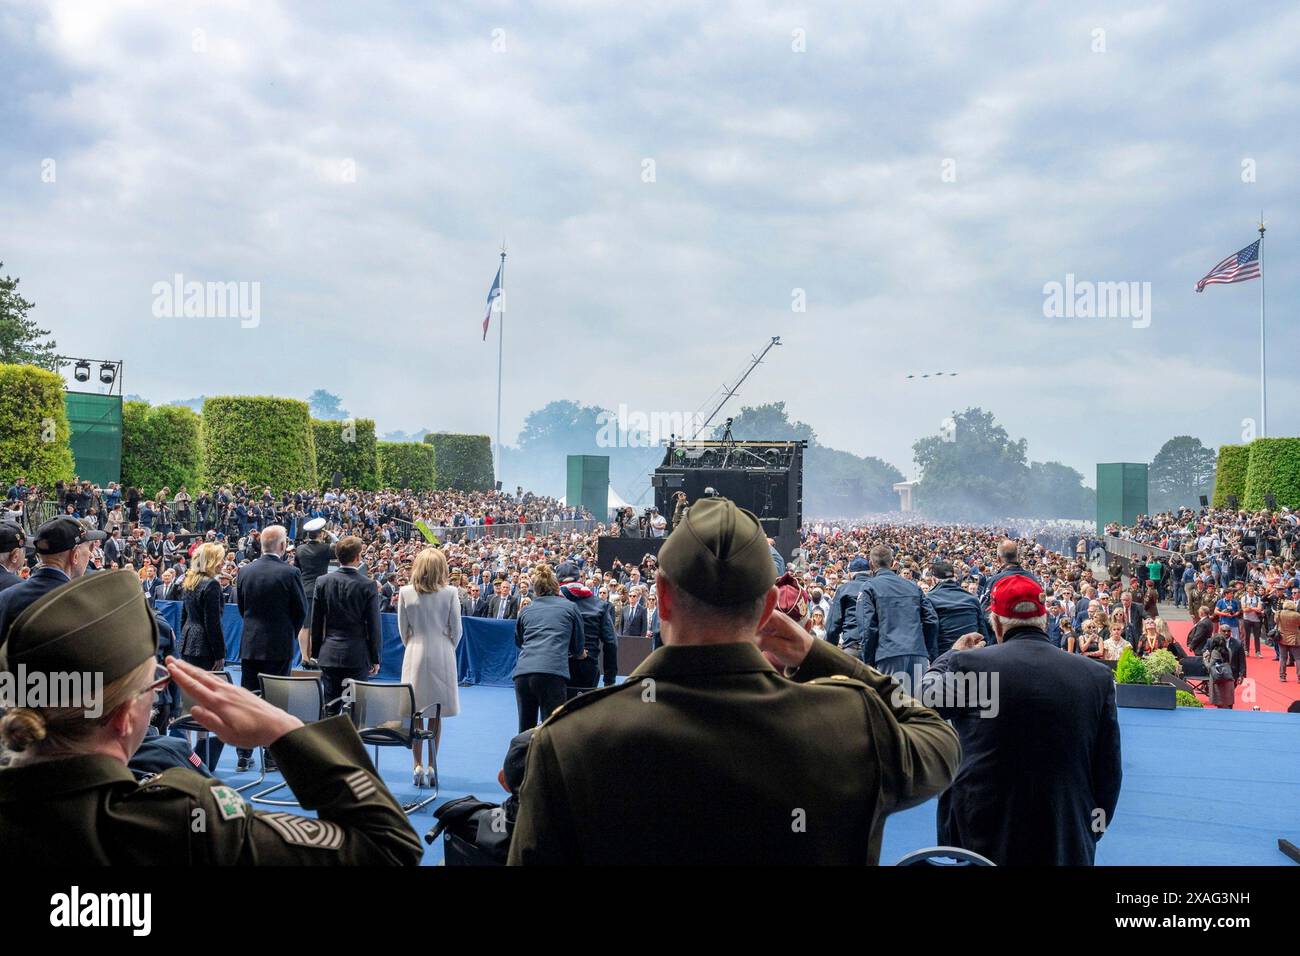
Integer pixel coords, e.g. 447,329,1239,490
397,547,462,787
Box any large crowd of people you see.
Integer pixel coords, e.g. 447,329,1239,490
2,471,1297,866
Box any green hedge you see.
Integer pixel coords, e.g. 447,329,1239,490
424,433,494,491
201,396,317,491
377,441,436,491
313,418,379,491
1242,437,1300,510
122,401,203,495
0,363,74,487
1212,444,1249,508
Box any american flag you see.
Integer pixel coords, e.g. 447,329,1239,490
1195,239,1261,292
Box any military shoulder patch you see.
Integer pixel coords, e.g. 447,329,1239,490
261,812,344,850
211,785,247,821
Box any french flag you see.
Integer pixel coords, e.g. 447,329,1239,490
482,264,502,340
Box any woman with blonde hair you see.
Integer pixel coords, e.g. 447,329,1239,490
179,541,228,767
397,546,462,788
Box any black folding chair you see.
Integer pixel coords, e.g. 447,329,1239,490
167,670,265,793
341,681,441,814
1179,655,1210,696
250,674,324,807
896,846,996,867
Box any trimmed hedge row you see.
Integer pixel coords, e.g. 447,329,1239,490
201,396,317,491
1212,444,1249,508
0,363,74,487
122,401,203,495
377,441,436,491
1242,437,1300,510
424,432,494,491
313,418,379,491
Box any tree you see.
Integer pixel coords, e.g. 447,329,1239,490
0,265,58,370
726,402,817,443
913,408,1029,520
308,389,350,421
1025,461,1091,518
1150,436,1216,512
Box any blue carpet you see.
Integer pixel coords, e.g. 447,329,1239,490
205,686,1300,865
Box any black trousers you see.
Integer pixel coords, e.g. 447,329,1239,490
322,665,371,717
237,658,291,759
515,673,568,733
568,656,599,699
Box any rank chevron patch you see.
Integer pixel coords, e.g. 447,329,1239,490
262,813,344,850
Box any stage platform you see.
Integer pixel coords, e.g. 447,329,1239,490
203,681,1300,866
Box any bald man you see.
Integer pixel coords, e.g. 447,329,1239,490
234,524,307,772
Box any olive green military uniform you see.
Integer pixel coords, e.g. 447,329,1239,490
0,567,421,866
0,714,423,865
508,638,960,865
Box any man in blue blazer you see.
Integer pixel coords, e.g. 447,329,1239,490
235,524,306,771
923,575,1122,866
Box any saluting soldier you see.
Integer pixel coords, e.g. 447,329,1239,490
508,497,960,865
0,569,423,865
671,491,689,531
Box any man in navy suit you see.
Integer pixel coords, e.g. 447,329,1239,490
0,517,104,647
621,586,648,637
234,523,306,771
311,535,382,714
922,575,1122,866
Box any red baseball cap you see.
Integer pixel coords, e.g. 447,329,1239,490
990,575,1045,619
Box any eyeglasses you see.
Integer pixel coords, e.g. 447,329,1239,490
136,663,172,700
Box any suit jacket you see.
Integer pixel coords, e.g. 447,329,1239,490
508,640,960,865
471,595,492,618
923,627,1122,866
487,594,520,620
236,554,307,661
179,577,226,661
0,567,21,594
311,566,382,670
621,601,647,637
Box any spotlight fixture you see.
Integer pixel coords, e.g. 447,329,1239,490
73,361,91,382
98,363,117,386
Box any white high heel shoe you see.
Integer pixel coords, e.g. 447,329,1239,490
413,765,424,788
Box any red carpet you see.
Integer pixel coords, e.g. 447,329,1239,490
1165,620,1300,712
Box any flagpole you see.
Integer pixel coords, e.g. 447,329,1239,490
496,243,506,478
1258,215,1266,438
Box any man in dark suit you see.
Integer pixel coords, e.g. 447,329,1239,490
0,517,103,646
922,575,1122,866
621,586,648,637
487,579,520,620
311,535,382,714
0,523,28,594
1117,590,1144,648
103,527,127,568
235,524,307,771
470,583,493,618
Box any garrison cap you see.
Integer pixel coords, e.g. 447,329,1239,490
34,516,106,554
657,496,773,605
0,569,158,683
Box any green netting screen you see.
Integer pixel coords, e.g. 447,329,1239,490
64,391,123,486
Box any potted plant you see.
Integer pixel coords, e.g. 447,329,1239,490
1144,648,1183,684
1114,648,1176,709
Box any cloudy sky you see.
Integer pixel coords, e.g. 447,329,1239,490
2,0,1295,484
